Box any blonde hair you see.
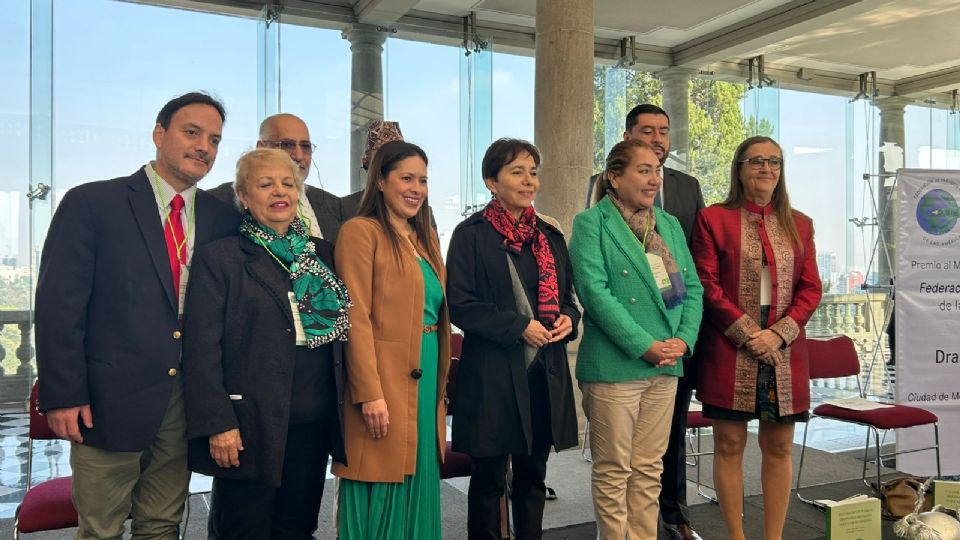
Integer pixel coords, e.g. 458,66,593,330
233,148,301,209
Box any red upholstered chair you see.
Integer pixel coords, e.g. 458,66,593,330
686,410,717,502
450,332,463,362
795,335,941,504
14,381,79,538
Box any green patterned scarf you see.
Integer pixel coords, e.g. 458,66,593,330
239,214,351,347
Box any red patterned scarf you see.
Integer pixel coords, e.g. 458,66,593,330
483,199,560,325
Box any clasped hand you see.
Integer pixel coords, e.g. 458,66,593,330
745,329,785,366
521,315,573,348
642,337,688,367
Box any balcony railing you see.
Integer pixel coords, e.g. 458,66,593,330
0,292,897,410
0,310,35,411
806,293,894,398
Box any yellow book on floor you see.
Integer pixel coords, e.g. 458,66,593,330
818,494,881,540
934,480,960,508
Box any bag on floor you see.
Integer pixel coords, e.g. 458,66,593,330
872,476,934,520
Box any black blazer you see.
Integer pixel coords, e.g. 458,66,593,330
208,181,346,241
661,167,706,245
35,168,240,452
586,166,705,244
181,235,347,487
446,212,581,457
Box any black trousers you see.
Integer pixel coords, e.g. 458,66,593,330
468,363,552,540
207,421,333,539
658,365,697,526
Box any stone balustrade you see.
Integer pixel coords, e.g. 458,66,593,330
0,293,899,410
0,310,35,410
805,293,894,398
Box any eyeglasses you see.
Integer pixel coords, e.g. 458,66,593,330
261,139,317,154
739,156,783,169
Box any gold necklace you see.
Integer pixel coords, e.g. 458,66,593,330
402,233,423,260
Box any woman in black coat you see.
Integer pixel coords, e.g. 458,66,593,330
181,148,350,539
446,138,581,540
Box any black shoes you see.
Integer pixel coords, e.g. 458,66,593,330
662,522,703,540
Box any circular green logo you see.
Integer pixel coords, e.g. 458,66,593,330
916,188,959,236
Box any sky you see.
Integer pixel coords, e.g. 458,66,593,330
2,0,959,295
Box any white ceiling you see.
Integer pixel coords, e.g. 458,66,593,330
401,0,960,98
147,0,960,99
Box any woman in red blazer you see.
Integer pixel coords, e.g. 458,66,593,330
691,136,822,540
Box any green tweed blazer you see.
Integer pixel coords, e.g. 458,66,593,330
569,196,704,383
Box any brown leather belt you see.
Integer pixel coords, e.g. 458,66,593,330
423,325,438,333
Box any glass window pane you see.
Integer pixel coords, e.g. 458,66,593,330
385,38,461,248
906,101,957,169
0,2,30,287
52,0,259,194
279,23,351,196
492,53,534,142
0,1,31,383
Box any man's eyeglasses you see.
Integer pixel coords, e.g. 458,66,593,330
261,139,317,154
739,156,783,169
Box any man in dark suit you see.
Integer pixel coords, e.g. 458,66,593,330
35,92,241,539
587,103,705,540
207,113,345,240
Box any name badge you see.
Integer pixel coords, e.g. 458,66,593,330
646,253,672,292
178,264,189,317
287,292,308,346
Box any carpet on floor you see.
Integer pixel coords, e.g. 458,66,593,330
544,477,910,540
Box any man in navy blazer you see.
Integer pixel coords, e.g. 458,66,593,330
35,92,240,539
586,104,706,540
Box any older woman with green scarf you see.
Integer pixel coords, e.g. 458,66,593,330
181,148,351,539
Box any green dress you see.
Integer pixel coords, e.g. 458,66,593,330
339,257,443,539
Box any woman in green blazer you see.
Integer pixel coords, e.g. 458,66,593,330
569,139,703,540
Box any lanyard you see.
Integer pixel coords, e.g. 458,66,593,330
640,209,653,248
150,170,195,265
255,237,291,273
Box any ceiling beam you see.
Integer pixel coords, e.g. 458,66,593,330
115,0,957,107
354,0,419,25
895,66,960,97
672,0,866,67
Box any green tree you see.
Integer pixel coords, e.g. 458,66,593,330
688,78,749,204
593,67,752,205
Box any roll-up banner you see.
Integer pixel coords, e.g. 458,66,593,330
896,168,960,476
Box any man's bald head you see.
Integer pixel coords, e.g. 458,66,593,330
257,113,313,182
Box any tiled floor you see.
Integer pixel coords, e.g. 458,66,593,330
0,413,71,518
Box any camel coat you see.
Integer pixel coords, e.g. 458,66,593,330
332,217,452,483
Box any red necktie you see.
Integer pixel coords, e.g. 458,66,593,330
164,194,187,301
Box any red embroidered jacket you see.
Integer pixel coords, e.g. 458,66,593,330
691,201,822,415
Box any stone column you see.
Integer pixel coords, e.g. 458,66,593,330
659,67,696,172
875,97,910,285
342,24,386,193
534,0,594,235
